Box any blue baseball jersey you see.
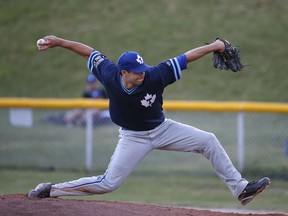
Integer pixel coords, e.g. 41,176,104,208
87,50,187,131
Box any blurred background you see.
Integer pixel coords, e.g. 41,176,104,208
0,0,287,101
0,0,287,213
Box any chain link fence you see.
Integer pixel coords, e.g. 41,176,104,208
0,102,287,178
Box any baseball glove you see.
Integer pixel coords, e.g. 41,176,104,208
213,38,244,72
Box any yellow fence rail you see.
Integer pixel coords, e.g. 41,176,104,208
0,98,287,113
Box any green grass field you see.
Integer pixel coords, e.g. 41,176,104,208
0,0,287,101
0,169,287,213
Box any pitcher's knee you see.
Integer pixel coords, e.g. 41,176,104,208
98,177,122,194
202,132,224,156
202,132,218,146
102,183,119,193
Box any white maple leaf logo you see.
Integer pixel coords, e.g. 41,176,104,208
141,93,156,107
136,55,144,64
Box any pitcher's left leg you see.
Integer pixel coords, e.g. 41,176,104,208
201,132,248,197
156,119,248,197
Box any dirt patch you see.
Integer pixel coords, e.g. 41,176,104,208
0,194,286,216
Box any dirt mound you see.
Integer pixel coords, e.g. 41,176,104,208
0,194,286,216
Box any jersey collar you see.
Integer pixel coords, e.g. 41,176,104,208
120,75,140,95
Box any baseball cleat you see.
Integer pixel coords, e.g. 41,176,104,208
27,182,53,199
238,177,270,205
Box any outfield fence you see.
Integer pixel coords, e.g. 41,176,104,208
0,98,287,178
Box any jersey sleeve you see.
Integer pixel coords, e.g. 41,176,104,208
87,50,106,81
87,50,118,85
167,54,187,81
176,54,187,70
155,54,187,86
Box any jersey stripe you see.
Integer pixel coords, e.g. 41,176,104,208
67,170,108,189
87,50,101,72
169,57,182,81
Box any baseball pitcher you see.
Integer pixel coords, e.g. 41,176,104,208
29,36,269,205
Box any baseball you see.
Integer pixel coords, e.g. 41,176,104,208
36,38,46,48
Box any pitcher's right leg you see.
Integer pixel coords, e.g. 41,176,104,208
28,129,153,198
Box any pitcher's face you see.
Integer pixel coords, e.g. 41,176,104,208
121,71,145,89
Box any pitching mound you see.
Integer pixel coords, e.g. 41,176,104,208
0,194,286,216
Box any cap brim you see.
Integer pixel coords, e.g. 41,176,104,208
129,64,151,73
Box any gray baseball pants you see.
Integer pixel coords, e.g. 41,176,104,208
50,119,248,198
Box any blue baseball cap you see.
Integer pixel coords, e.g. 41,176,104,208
86,74,97,83
117,51,151,73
